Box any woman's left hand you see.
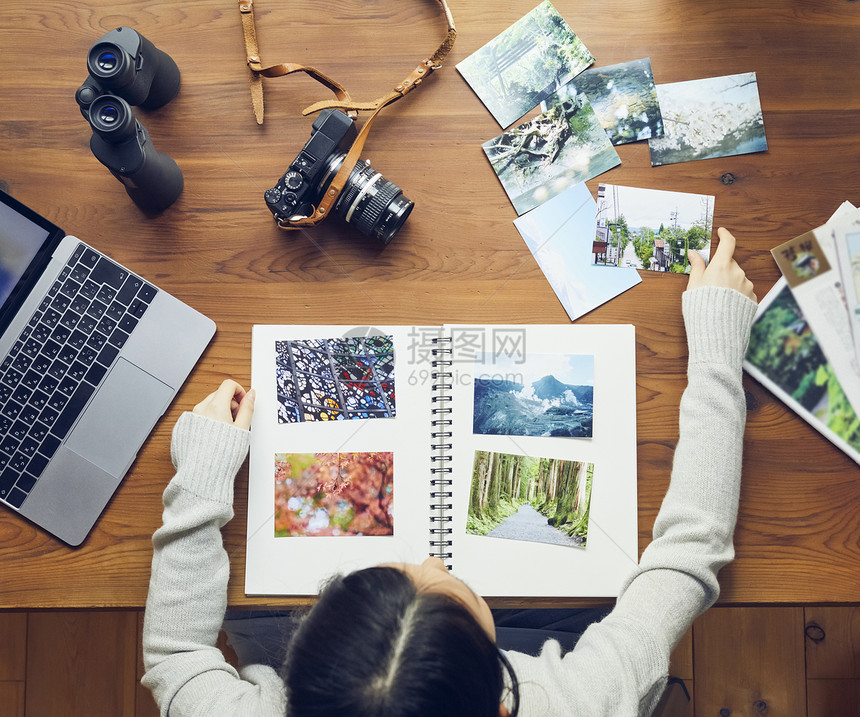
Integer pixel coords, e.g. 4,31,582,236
192,379,256,430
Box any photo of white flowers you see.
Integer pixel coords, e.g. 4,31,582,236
648,72,767,166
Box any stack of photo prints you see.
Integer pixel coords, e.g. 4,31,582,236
457,0,768,321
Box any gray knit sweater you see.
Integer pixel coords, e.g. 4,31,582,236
142,286,758,717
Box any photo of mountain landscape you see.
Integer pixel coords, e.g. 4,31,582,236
472,353,594,437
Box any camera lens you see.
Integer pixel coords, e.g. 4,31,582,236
333,159,414,245
98,105,119,125
97,51,118,72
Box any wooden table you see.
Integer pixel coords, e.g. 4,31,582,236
0,0,858,609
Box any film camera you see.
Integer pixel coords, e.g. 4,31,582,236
265,109,414,246
75,27,183,213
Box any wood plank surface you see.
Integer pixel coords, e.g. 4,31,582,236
0,612,27,681
0,612,27,717
805,606,860,679
135,612,159,717
0,682,25,717
807,679,860,717
25,610,138,716
693,607,806,716
0,0,859,608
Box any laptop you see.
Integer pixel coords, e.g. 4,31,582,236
0,189,215,546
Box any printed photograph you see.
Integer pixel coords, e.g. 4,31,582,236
648,72,767,166
473,352,594,437
483,85,620,215
467,449,594,548
274,335,395,423
274,452,394,537
593,183,715,273
456,0,594,128
513,183,640,321
547,58,663,145
746,285,860,456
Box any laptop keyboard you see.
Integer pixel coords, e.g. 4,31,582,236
0,243,157,510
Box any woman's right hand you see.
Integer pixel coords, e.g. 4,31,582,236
687,227,757,302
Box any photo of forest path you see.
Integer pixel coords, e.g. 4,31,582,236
467,450,593,548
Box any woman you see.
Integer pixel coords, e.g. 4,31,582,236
142,227,757,716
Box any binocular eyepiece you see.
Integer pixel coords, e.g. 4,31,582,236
76,27,183,213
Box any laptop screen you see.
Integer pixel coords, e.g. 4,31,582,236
0,190,65,335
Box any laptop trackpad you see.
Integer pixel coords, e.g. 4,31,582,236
65,358,173,477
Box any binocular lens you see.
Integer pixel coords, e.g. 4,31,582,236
98,105,119,125
88,96,136,141
97,52,118,72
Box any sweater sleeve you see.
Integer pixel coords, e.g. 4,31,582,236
140,412,286,717
505,286,758,716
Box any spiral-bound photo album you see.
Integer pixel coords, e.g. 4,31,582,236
245,324,638,597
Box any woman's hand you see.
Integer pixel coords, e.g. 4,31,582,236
192,379,255,430
687,227,757,302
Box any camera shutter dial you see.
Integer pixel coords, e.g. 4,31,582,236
284,171,303,190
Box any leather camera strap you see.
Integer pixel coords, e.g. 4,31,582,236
238,0,456,124
238,0,456,229
276,96,396,229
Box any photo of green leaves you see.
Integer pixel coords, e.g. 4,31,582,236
746,284,860,456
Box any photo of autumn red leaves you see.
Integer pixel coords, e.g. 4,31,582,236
274,452,394,537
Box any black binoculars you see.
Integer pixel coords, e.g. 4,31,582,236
75,27,183,213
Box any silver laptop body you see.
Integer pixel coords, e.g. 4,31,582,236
0,189,214,545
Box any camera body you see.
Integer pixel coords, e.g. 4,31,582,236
265,109,414,246
75,27,183,213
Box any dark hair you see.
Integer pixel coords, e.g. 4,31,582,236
281,566,520,717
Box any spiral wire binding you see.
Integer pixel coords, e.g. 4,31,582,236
429,336,454,567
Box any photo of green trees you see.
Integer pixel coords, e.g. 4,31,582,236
467,449,593,548
456,0,594,128
746,284,860,454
